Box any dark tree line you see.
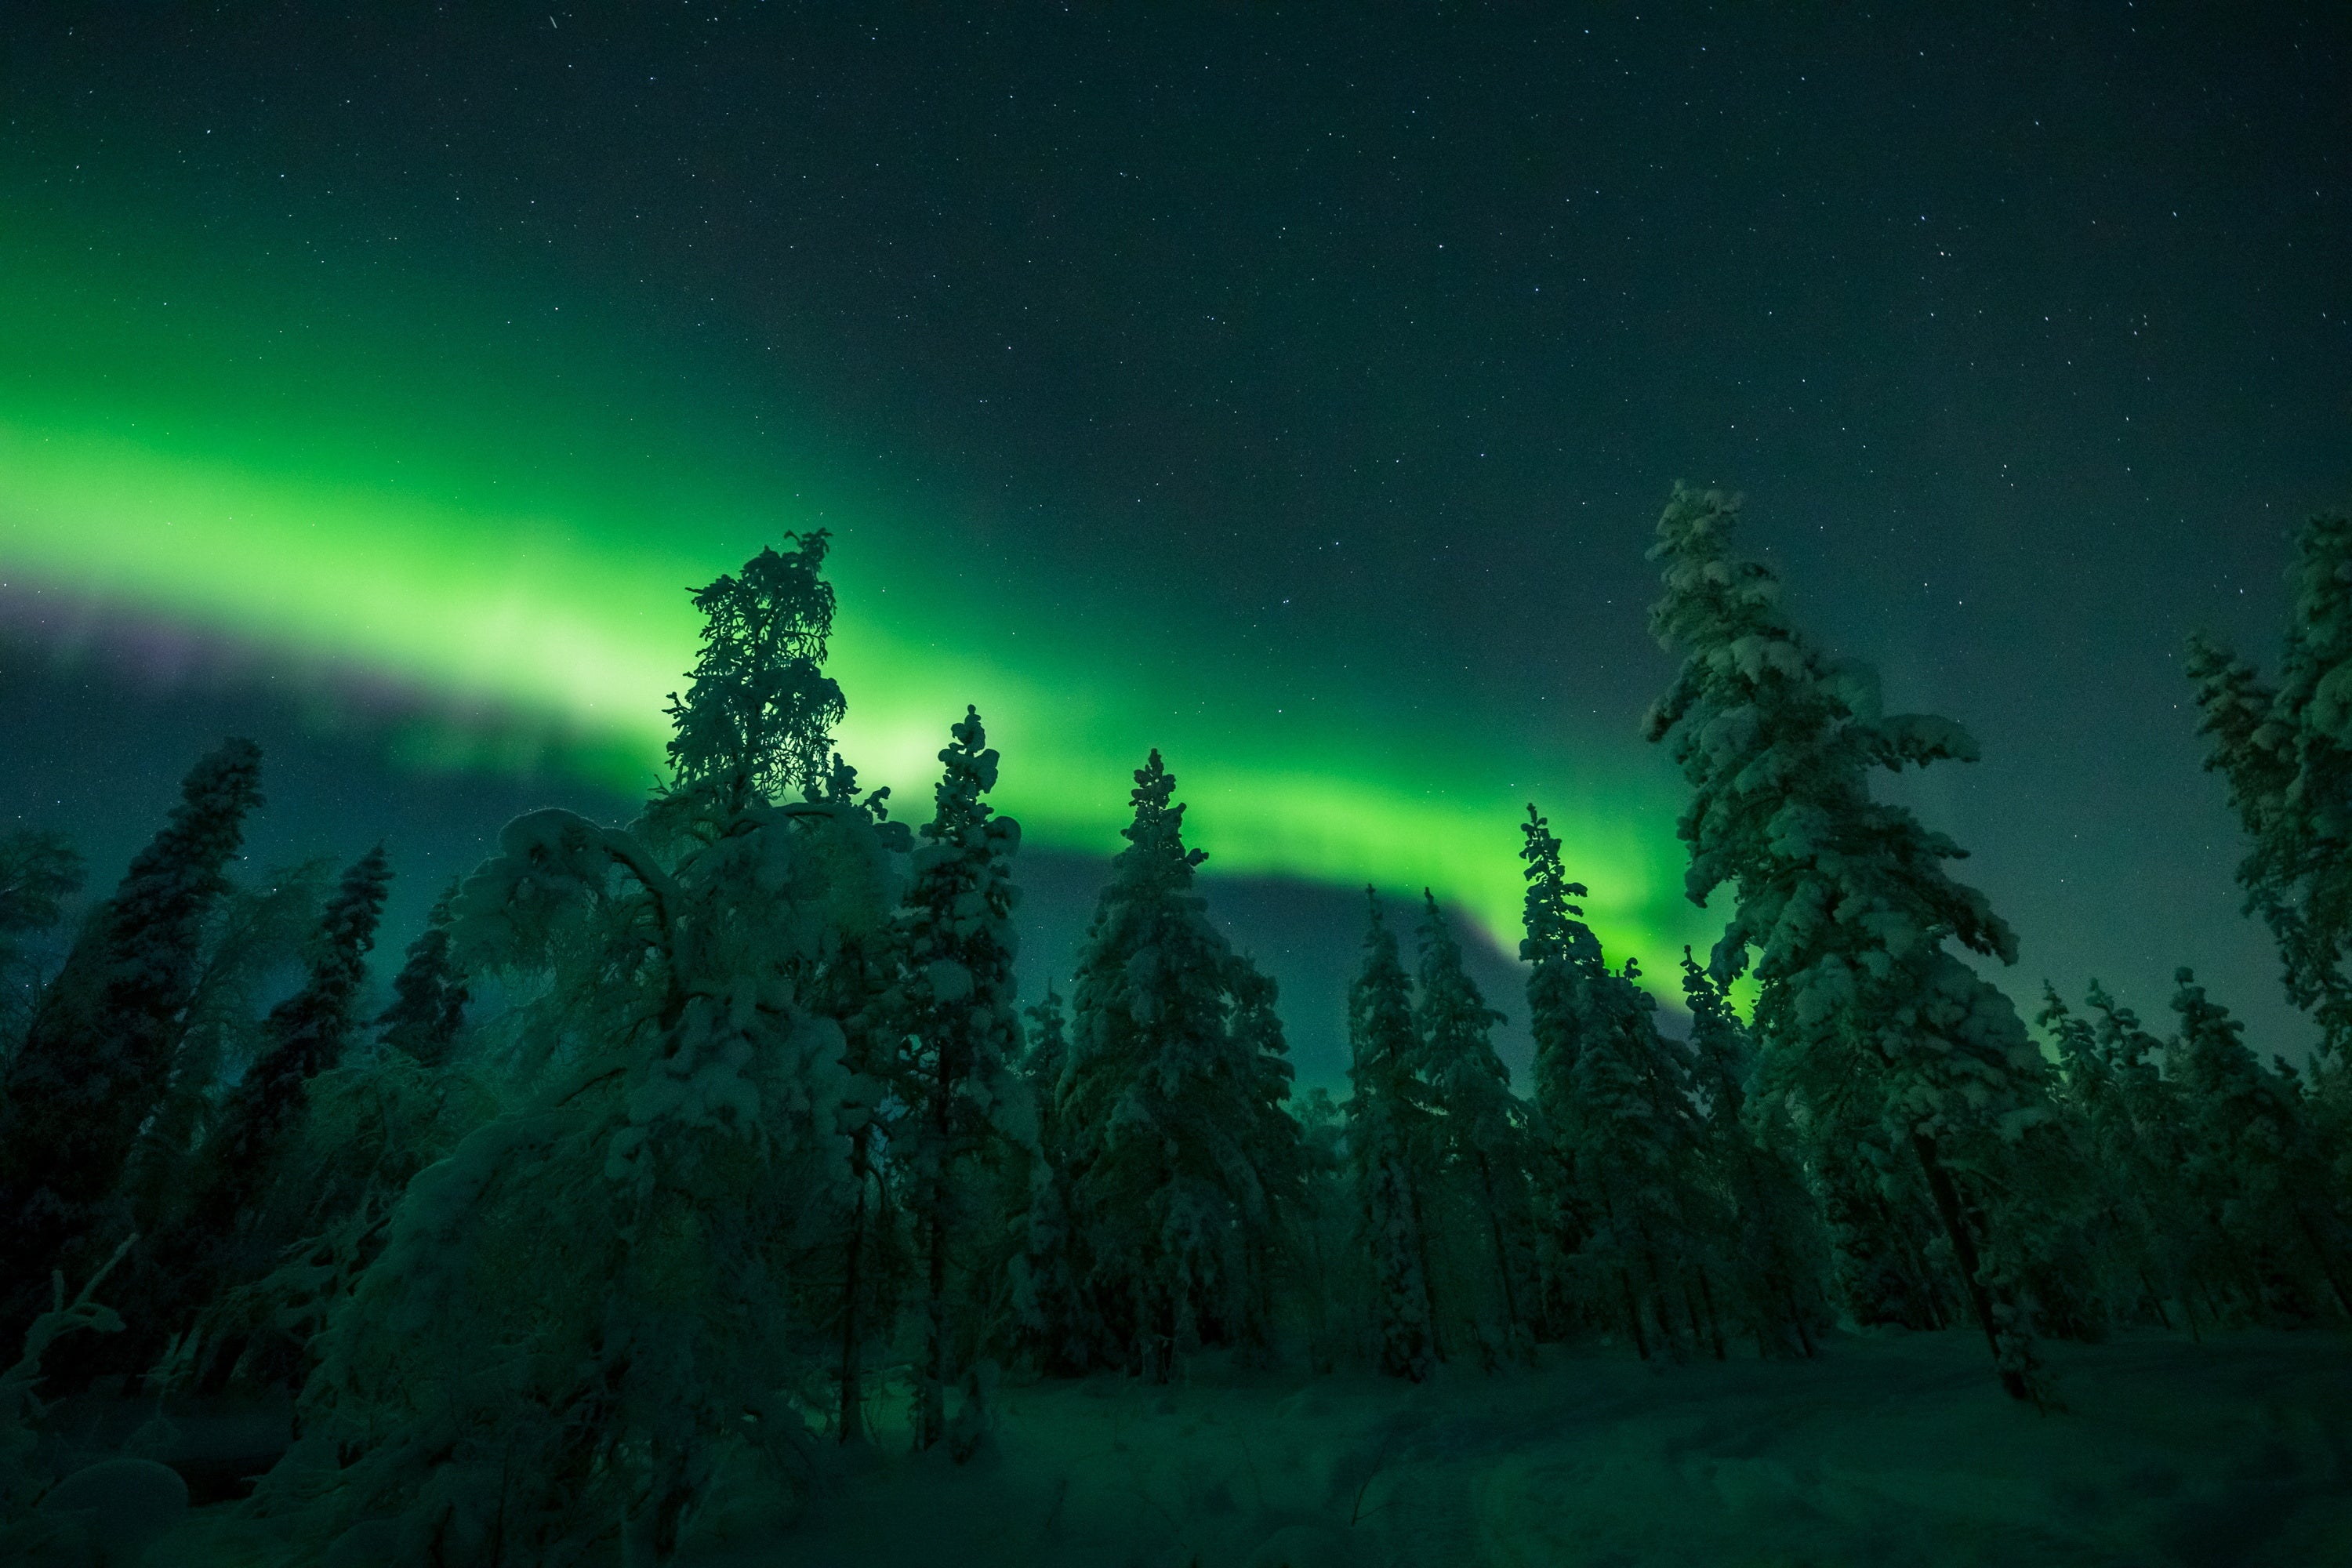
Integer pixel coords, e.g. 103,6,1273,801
1,498,2348,1562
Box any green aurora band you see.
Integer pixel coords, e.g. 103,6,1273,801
0,203,1709,982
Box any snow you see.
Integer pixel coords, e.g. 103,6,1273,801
652,1329,2352,1568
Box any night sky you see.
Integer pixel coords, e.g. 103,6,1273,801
2,5,2347,1086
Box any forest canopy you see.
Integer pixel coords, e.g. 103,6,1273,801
2,495,2348,1566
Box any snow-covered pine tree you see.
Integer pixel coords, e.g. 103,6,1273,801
1054,750,1298,1379
1519,806,1717,1360
0,737,264,1341
1346,891,1436,1381
887,706,1031,1450
2167,968,2351,1321
247,538,905,1565
1682,951,1825,1357
2187,507,2352,1059
1413,891,1532,1359
376,882,470,1066
1642,485,2057,1401
133,845,394,1383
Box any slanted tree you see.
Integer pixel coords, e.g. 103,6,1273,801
0,737,264,1341
1413,891,1532,1359
2187,507,2352,1059
1643,485,2057,1401
1054,750,1298,1379
116,860,334,1244
376,883,470,1066
889,706,1029,1450
1346,891,1436,1381
249,539,905,1565
136,845,395,1381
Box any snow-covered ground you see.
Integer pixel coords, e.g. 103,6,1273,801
745,1330,2350,1568
107,1327,2348,1565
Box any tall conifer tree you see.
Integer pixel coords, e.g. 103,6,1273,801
2187,507,2352,1058
0,737,264,1338
137,845,395,1375
2168,969,2351,1319
1054,751,1297,1378
257,538,905,1563
1014,985,1090,1374
376,884,470,1066
890,706,1029,1449
1519,807,1716,1359
1413,891,1530,1355
1643,485,2056,1399
1346,891,1436,1381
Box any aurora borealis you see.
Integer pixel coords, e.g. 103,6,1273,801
4,6,2349,1070
0,185,1681,971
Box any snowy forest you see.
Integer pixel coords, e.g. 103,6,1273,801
2,487,2350,1566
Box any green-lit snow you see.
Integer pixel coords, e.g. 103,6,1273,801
143,1327,2352,1566
753,1330,2348,1568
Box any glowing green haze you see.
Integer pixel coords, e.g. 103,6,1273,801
0,202,1705,975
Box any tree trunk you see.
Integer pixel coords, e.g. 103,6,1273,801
1476,1152,1523,1349
837,1131,870,1443
918,1044,953,1450
1911,1131,2029,1401
1617,1268,1650,1360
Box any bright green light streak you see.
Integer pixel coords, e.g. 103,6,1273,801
0,206,1713,984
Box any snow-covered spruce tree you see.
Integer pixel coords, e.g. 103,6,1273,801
1413,891,1533,1359
376,881,470,1066
2167,968,2351,1321
244,536,906,1566
1346,891,1436,1381
129,845,394,1383
886,706,1031,1451
2187,507,2352,1059
1681,951,1827,1356
1013,985,1092,1374
1054,750,1299,1379
1519,806,1719,1360
0,737,264,1341
1642,485,2060,1400
0,829,83,1049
